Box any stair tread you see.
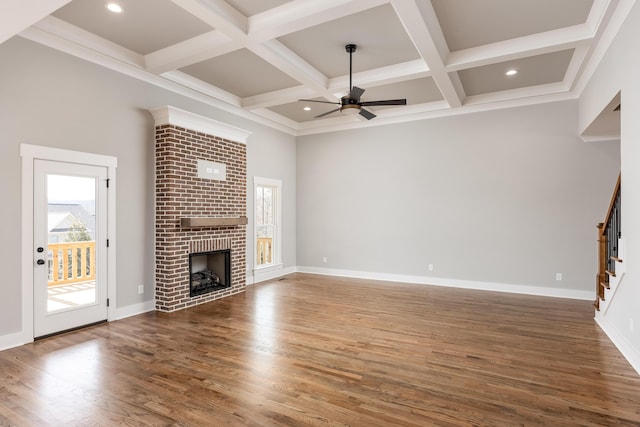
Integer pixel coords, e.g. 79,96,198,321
606,270,616,277
611,256,623,262
599,281,610,289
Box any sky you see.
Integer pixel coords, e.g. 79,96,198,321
47,174,95,202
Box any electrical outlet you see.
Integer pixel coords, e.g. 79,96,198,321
138,285,144,294
322,257,327,263
556,273,562,281
428,264,434,271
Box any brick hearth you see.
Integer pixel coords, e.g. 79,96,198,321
150,106,252,312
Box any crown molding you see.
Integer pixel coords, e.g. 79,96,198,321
149,106,253,144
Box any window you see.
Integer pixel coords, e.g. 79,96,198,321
254,177,281,269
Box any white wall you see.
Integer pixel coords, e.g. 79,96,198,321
296,101,619,297
0,37,296,341
580,1,640,372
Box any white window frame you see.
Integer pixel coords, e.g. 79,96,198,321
253,177,282,273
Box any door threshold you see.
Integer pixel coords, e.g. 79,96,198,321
34,319,107,340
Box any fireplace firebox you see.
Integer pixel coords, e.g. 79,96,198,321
189,249,231,297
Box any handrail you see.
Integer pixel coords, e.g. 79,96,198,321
601,174,621,234
596,174,621,309
48,241,96,286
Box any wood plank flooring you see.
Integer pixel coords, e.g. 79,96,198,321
1,273,639,426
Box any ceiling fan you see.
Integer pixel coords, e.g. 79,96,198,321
299,44,407,120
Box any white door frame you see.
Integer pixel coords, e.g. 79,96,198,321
21,144,117,343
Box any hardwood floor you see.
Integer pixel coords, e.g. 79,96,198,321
1,273,639,426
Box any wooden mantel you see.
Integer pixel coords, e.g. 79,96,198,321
180,217,248,228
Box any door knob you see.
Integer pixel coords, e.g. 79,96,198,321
36,259,45,265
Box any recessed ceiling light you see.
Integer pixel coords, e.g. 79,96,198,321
106,2,123,13
303,106,311,111
505,69,518,76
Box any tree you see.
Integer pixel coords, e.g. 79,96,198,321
64,219,93,278
65,219,92,242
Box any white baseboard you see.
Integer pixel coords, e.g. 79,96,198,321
0,331,31,352
595,313,640,376
246,265,297,285
115,300,156,320
295,266,594,300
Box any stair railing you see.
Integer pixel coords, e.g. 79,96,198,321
596,174,621,309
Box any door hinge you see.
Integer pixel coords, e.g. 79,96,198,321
106,178,110,188
106,239,110,248
107,298,110,307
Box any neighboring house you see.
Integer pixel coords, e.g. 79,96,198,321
48,203,95,242
47,212,77,243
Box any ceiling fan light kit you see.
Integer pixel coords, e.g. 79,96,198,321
299,44,407,121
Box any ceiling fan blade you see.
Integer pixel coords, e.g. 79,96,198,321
359,99,407,106
359,108,376,120
299,99,340,105
314,108,341,118
349,86,365,101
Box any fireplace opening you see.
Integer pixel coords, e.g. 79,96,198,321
189,249,231,297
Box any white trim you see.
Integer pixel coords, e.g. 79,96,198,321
149,105,252,144
20,144,117,343
251,264,286,284
0,331,27,352
295,266,594,300
595,313,640,376
253,177,283,271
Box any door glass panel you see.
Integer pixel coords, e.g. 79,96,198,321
46,174,97,312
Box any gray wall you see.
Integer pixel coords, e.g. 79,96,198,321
0,37,296,337
296,101,620,293
580,0,640,368
246,126,297,278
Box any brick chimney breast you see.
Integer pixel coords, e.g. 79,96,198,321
150,106,251,312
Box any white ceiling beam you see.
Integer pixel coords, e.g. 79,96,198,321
446,25,594,72
150,0,389,78
243,60,431,110
248,0,389,40
574,0,635,99
170,0,247,39
161,70,241,107
586,0,615,32
329,59,430,92
391,0,464,108
463,82,570,107
248,39,331,95
24,16,145,68
0,0,71,44
249,108,302,131
563,46,590,91
144,30,238,74
242,86,317,110
246,59,431,110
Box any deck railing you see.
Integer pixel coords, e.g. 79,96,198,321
257,237,273,265
48,241,96,286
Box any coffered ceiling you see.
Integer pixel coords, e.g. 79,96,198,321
3,0,630,135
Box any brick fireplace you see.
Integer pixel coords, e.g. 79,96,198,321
150,106,252,312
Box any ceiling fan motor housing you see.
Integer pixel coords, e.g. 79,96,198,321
341,96,359,106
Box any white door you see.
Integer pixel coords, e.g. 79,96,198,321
33,159,109,337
